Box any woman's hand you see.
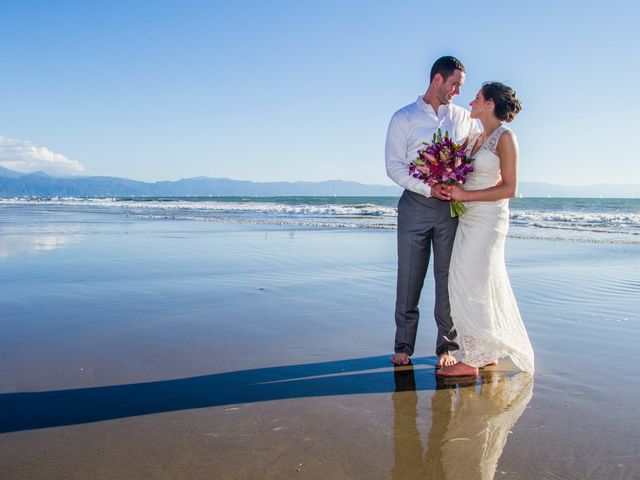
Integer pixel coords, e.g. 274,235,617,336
449,184,469,202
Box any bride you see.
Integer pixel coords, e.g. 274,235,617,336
437,82,534,377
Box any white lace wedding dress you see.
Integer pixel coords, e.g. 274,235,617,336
449,125,534,373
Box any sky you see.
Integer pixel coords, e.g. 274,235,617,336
1,0,639,186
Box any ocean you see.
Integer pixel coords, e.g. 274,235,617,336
1,196,639,244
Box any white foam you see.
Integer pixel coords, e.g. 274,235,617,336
511,209,640,234
0,197,397,217
2,198,639,243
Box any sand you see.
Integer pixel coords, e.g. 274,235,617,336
1,205,639,479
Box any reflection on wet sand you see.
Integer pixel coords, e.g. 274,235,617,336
0,235,82,259
392,368,533,480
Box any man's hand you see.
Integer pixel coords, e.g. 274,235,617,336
430,183,452,201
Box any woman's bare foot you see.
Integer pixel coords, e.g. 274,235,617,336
390,353,411,365
438,353,457,368
481,360,498,367
436,361,479,377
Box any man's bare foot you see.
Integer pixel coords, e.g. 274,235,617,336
436,361,479,377
438,353,457,368
390,353,411,365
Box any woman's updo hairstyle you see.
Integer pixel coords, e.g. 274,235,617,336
481,82,522,122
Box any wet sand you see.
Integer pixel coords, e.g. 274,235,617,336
1,206,639,479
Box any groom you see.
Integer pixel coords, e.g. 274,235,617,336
385,55,479,367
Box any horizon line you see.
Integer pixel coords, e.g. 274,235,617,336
2,168,640,189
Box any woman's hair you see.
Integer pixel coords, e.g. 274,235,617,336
481,82,522,122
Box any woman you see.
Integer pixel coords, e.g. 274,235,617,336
437,82,534,377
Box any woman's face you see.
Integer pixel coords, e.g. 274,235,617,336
469,90,492,119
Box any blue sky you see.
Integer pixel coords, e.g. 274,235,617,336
1,0,638,186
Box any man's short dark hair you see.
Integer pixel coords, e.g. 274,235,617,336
430,56,465,82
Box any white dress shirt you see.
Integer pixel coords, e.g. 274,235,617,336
385,96,480,197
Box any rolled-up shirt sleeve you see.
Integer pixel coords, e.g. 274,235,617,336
385,112,431,197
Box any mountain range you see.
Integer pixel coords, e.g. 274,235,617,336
0,167,638,198
0,167,401,197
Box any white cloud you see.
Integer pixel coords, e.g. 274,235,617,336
0,135,85,176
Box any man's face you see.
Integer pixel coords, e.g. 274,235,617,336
436,69,464,105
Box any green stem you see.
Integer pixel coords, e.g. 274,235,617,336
450,201,467,217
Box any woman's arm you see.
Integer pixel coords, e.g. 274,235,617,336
450,131,519,202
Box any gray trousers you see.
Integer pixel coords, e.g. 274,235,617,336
394,190,459,357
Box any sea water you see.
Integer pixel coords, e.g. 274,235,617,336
1,196,639,244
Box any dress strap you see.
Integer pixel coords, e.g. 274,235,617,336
485,125,509,155
465,132,482,157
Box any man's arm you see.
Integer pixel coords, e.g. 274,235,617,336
385,112,431,197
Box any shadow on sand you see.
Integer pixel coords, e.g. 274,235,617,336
2,355,444,433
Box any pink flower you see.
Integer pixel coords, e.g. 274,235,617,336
408,128,475,217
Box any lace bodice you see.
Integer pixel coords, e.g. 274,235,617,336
464,126,509,191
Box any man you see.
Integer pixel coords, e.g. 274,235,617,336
385,56,479,367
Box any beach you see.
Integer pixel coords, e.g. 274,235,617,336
1,202,639,479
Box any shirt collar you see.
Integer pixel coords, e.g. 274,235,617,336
416,95,450,115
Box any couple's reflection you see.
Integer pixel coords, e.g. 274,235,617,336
392,366,533,480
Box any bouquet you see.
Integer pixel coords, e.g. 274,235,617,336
409,128,474,217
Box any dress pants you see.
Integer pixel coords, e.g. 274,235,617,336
394,190,459,356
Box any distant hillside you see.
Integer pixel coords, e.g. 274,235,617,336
0,168,638,198
0,166,24,179
0,168,402,197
